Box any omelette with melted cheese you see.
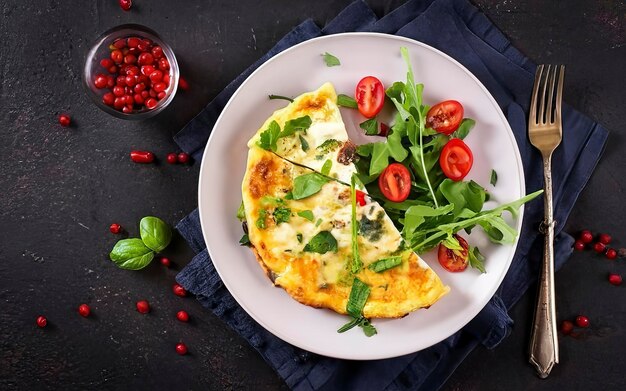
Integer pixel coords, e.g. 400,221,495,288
241,83,449,319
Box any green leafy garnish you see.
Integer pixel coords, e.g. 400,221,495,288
257,120,281,152
360,118,379,136
490,170,498,186
297,210,315,222
315,218,323,227
303,231,338,254
139,216,172,253
316,139,341,154
239,234,251,246
337,278,377,337
451,118,475,140
279,115,312,137
368,256,403,273
337,94,358,108
256,209,268,229
469,246,486,273
322,52,341,67
268,94,294,102
109,238,154,270
321,159,332,176
292,173,329,200
236,201,246,221
299,135,309,152
273,206,291,224
350,175,362,273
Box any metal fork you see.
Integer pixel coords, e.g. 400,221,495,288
528,64,565,379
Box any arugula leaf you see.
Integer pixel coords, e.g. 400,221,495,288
316,139,341,154
292,173,329,200
368,256,402,273
303,231,338,254
438,179,487,216
139,216,172,253
350,175,362,273
279,115,312,137
109,238,155,270
490,170,498,186
236,201,246,221
322,52,341,67
360,118,378,136
337,94,358,108
239,234,251,246
297,210,315,222
273,206,291,224
257,120,281,152
321,159,332,176
299,135,309,152
451,118,475,140
469,246,486,273
256,209,268,229
268,94,294,102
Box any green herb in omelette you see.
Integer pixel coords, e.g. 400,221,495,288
273,206,291,224
303,231,338,254
321,159,332,176
256,209,268,229
292,173,329,200
299,135,309,152
337,278,377,337
350,175,362,273
316,139,341,154
297,210,315,222
368,256,402,273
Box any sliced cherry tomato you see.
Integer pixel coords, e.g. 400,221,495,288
438,234,469,272
355,76,385,118
378,163,411,202
426,100,464,135
355,190,367,206
439,138,473,181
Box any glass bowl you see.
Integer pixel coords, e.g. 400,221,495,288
83,24,179,120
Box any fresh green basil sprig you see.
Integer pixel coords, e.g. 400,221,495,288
109,216,172,270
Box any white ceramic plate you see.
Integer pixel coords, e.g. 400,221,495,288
198,33,525,360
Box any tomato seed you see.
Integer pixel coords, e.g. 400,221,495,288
36,315,47,328
575,315,590,328
136,300,150,314
176,310,189,322
78,304,91,317
608,273,622,286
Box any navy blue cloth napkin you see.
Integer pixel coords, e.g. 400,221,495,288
174,0,609,389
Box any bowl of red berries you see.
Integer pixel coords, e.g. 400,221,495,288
83,24,179,120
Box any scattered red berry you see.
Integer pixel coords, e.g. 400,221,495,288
606,248,617,260
109,223,122,234
130,150,155,164
166,153,178,164
175,342,188,355
178,76,189,91
608,273,622,286
579,230,593,244
119,0,132,11
598,233,612,245
36,316,47,328
575,315,590,328
173,284,187,297
593,242,606,253
560,320,574,335
78,304,91,317
177,152,190,164
176,310,189,322
574,240,585,251
136,300,150,314
58,114,71,127
160,257,171,267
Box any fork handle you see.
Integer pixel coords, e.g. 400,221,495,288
529,154,559,378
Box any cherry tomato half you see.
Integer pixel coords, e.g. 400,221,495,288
439,138,473,181
438,234,469,272
426,100,464,135
378,163,411,202
355,190,367,206
355,76,385,118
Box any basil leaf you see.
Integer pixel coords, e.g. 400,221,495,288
268,94,294,102
322,52,340,67
257,120,281,152
490,169,498,186
321,159,332,176
139,216,172,253
316,139,341,154
236,201,246,221
359,317,378,337
299,135,309,152
303,231,337,254
292,173,329,200
256,209,268,229
297,210,315,222
350,175,362,273
360,118,379,136
368,256,402,273
337,94,358,108
469,246,486,273
346,278,370,318
239,234,251,246
273,206,291,224
279,115,312,137
110,238,155,270
451,118,475,140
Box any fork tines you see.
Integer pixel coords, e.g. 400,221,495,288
530,64,565,126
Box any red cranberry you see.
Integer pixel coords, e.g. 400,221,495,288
574,240,585,251
160,257,171,267
109,223,122,234
166,153,177,164
134,83,146,93
112,38,126,49
36,315,47,328
116,75,127,86
608,273,622,286
122,105,133,114
153,82,166,93
113,85,125,97
94,74,108,89
151,46,163,59
125,75,137,87
103,92,115,106
100,58,114,69
134,93,145,105
119,0,132,11
141,65,155,76
136,300,150,314
124,54,137,65
58,114,71,127
124,95,134,105
575,315,590,328
149,70,163,83
177,152,190,164
113,97,126,110
145,98,158,109
149,89,157,98
157,91,166,100
158,58,170,71
606,248,618,260
111,49,123,64
579,230,593,244
130,150,155,164
127,36,141,48
176,311,189,322
560,320,574,335
163,73,170,85
175,342,188,355
138,52,154,66
78,304,91,317
598,233,612,245
173,284,187,297
106,75,115,88
141,90,149,99
593,242,606,253
178,76,189,91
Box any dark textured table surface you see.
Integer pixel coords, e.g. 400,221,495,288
1,0,625,390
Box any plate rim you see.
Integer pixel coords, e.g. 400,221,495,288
197,32,526,360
